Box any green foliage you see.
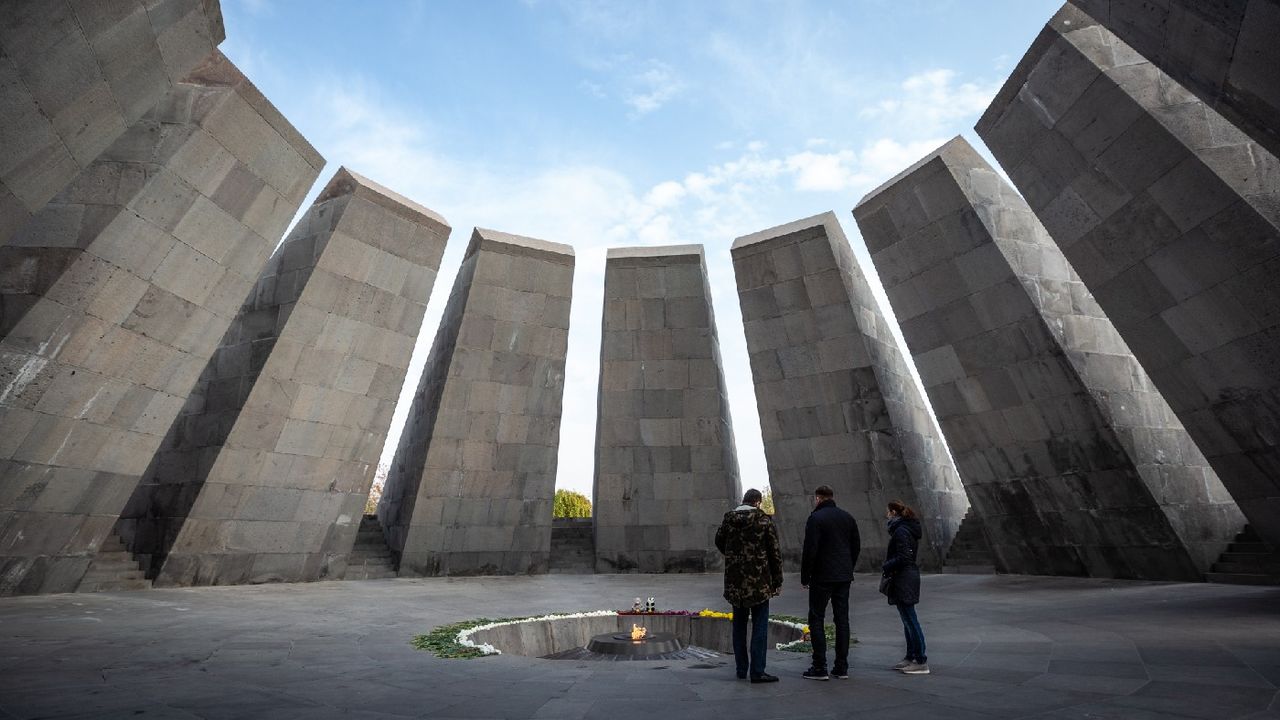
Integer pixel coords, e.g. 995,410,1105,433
760,490,775,515
553,489,592,518
772,613,847,654
364,464,389,515
411,616,527,659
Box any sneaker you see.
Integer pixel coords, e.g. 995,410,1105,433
831,668,849,679
736,671,747,680
750,673,779,684
891,658,912,670
900,662,930,675
802,667,829,681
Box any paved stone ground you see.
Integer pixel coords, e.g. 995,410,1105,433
0,573,1277,719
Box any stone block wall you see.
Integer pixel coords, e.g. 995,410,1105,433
115,168,447,586
380,229,574,576
0,51,321,595
594,245,741,573
976,5,1280,551
1071,0,1280,161
856,136,1242,579
0,0,226,244
731,212,967,570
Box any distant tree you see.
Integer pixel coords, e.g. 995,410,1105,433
365,463,390,515
760,489,775,516
553,489,592,518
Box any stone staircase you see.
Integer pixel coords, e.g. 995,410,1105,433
550,517,595,574
941,510,996,574
345,514,397,580
76,533,152,592
1206,525,1280,586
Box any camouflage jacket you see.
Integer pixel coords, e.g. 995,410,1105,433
715,505,784,608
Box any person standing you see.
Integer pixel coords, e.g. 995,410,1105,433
715,488,784,683
800,485,860,680
883,500,929,675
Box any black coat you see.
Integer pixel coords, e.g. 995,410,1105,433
800,499,861,586
882,516,922,606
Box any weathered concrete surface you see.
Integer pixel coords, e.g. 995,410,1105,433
731,212,967,571
381,229,574,576
115,168,448,587
0,0,226,245
594,245,741,574
856,136,1243,580
976,5,1280,552
1071,0,1280,161
0,52,322,595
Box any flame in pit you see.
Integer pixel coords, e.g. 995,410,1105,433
631,624,647,640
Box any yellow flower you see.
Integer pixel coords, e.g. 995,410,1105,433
698,609,733,619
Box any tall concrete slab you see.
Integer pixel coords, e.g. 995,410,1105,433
1071,0,1280,161
856,137,1243,579
114,169,448,587
731,213,967,571
0,0,226,245
380,229,574,576
594,245,741,574
976,4,1280,552
0,51,322,595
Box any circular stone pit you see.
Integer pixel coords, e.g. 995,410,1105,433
464,613,804,661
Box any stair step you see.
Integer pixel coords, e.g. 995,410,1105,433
1206,572,1280,586
346,569,397,580
1219,551,1274,562
1228,542,1270,553
1212,561,1280,574
78,579,152,592
86,559,142,572
344,516,398,581
941,565,996,575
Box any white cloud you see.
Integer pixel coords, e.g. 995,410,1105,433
623,61,685,114
859,68,1002,137
785,149,859,192
644,180,686,208
858,137,949,180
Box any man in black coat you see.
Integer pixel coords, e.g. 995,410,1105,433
800,485,860,680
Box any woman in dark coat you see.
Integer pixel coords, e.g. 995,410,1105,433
882,500,928,675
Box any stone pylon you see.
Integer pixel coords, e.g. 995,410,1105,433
731,212,967,571
594,245,741,573
0,1,226,244
115,169,449,587
1070,0,1280,161
856,136,1243,579
977,4,1280,552
381,229,574,576
0,52,322,595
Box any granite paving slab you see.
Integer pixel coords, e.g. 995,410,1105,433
0,573,1276,719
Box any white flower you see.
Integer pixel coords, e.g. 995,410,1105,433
455,610,618,656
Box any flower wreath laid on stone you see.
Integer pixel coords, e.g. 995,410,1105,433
410,608,820,658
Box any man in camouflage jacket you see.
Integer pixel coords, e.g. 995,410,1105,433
715,488,784,683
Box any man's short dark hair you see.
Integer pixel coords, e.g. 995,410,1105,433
742,488,763,505
814,485,834,499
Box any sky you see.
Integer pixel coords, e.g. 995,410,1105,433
219,0,1062,499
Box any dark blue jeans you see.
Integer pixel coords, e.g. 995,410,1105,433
732,600,770,678
808,580,851,671
896,602,926,663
